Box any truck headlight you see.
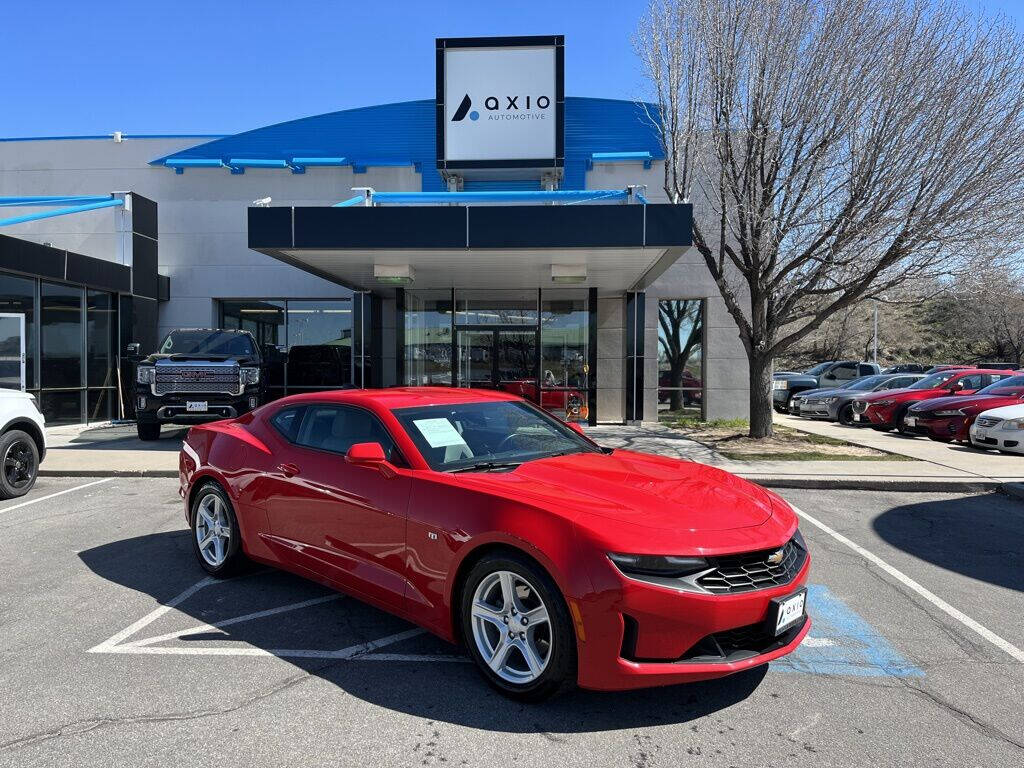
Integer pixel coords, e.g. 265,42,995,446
241,367,260,385
136,367,155,385
773,380,789,390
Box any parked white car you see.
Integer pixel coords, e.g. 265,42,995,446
969,403,1024,455
0,390,46,498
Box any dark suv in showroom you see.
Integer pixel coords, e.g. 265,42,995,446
131,329,266,441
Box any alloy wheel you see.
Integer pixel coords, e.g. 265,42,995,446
3,439,36,490
470,570,553,685
195,493,231,567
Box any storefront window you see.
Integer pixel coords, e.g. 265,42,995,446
0,272,36,389
285,300,352,390
87,290,116,388
405,290,453,386
455,289,538,325
657,299,704,419
41,282,83,390
221,300,285,392
540,290,589,420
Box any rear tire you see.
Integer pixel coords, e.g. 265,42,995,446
0,429,39,500
461,552,576,702
137,422,161,441
189,482,245,577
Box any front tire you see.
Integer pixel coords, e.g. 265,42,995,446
190,482,245,577
838,403,856,426
0,430,39,499
137,421,161,441
461,552,576,702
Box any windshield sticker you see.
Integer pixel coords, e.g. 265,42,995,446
413,418,470,449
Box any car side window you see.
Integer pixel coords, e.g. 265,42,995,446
959,374,984,390
294,404,400,461
271,406,306,442
832,363,857,379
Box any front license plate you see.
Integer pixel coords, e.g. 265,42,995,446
975,429,987,441
186,401,208,413
905,416,916,427
855,413,863,422
772,588,807,635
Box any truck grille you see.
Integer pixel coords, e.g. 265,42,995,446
696,538,806,594
154,365,240,396
975,416,1002,428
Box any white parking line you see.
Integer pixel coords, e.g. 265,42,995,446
0,477,113,516
793,505,1024,663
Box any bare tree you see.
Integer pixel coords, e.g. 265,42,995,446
635,0,1024,436
956,266,1024,367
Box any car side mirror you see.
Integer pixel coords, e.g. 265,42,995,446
565,421,586,435
346,442,389,470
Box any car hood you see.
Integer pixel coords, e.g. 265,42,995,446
776,374,817,385
975,402,1024,420
859,386,933,402
796,386,847,399
451,449,775,533
911,394,1005,413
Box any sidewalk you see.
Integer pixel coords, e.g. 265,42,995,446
38,418,1024,493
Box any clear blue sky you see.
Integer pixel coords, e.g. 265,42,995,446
2,0,1022,138
0,0,653,137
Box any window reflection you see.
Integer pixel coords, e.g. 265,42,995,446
87,290,116,388
0,273,36,388
286,300,352,389
41,282,83,390
657,299,704,418
405,290,453,386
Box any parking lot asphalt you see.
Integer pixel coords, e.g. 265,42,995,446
1,478,1023,767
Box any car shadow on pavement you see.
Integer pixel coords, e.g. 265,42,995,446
78,531,768,732
872,492,1024,593
56,425,188,452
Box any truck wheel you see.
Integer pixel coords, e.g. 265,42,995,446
137,422,161,441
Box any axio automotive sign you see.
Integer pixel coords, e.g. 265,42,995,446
436,36,564,172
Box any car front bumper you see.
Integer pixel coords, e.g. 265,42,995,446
574,552,811,691
970,424,1024,453
905,414,968,441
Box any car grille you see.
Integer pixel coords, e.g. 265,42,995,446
696,538,807,594
154,365,241,396
677,616,808,662
852,400,868,413
975,416,1002,428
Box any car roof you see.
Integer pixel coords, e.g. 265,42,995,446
265,386,521,410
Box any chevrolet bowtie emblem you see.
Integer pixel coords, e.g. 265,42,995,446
766,548,785,565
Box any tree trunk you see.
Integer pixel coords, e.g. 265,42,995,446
749,353,774,438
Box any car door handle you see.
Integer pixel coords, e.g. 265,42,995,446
277,463,300,477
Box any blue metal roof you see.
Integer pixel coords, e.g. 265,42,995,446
152,97,663,191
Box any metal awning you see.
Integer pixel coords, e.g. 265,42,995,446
248,197,692,293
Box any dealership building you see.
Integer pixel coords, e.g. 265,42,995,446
0,36,748,426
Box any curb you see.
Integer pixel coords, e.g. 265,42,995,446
1000,482,1024,502
40,469,179,478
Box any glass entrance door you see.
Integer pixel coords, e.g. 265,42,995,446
0,313,26,391
456,328,538,397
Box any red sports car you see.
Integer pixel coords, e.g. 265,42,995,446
852,368,1016,434
178,388,810,700
904,374,1024,441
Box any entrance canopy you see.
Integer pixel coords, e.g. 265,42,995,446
248,191,693,293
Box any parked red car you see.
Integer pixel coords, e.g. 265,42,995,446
904,374,1024,441
852,368,1017,433
179,387,810,700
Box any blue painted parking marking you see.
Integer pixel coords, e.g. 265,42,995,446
776,584,923,677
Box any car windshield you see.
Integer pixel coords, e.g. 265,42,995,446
976,374,1024,396
805,362,831,376
909,371,958,390
847,375,889,391
393,400,601,472
158,330,255,357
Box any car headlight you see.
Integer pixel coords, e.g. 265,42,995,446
241,367,260,385
933,409,964,417
773,380,789,390
824,396,839,404
607,553,709,578
874,399,894,407
136,366,155,385
1000,419,1024,430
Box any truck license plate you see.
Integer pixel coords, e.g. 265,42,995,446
186,401,208,412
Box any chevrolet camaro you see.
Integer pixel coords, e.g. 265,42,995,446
178,387,810,700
